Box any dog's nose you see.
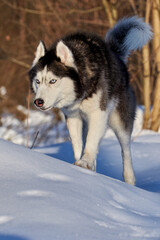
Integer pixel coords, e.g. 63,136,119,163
34,98,44,107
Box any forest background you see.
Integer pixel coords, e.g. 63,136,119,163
0,0,160,146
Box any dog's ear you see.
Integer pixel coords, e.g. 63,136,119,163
56,41,76,69
32,41,46,67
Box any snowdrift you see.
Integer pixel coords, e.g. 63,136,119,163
0,137,160,240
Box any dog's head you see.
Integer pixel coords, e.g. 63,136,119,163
28,40,81,111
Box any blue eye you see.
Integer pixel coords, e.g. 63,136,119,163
49,79,57,84
36,79,40,84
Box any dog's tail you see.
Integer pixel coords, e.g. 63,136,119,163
105,16,153,62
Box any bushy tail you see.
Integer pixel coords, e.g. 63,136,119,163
105,16,153,62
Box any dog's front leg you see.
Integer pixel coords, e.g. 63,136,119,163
66,116,83,161
75,110,107,171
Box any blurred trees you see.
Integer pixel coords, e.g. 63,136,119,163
150,0,160,131
0,0,160,133
142,0,152,130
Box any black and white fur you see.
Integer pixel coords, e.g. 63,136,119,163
29,16,152,185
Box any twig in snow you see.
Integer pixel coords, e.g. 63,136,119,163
30,131,39,149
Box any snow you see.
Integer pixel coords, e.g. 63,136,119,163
0,86,7,96
0,125,160,239
0,106,160,239
0,107,66,146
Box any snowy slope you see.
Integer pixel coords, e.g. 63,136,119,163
0,133,160,240
37,130,160,193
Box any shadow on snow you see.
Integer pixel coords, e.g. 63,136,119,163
38,138,160,193
0,234,30,240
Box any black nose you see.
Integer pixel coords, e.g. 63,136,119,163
34,98,44,107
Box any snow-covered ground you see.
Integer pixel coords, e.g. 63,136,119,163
0,106,67,147
0,110,160,239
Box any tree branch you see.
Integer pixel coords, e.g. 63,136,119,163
9,57,30,69
0,48,30,68
68,6,102,15
2,0,54,15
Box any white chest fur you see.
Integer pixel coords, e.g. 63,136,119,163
62,90,102,119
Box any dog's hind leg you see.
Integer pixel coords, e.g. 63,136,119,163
109,111,136,185
119,134,135,185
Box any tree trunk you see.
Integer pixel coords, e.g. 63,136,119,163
143,0,152,129
19,0,26,56
151,0,160,131
102,0,117,27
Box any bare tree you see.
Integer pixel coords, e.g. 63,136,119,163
150,0,160,131
102,0,117,27
142,0,152,129
0,0,160,146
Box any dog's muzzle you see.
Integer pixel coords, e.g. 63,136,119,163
34,98,44,108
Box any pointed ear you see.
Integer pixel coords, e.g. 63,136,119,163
32,41,46,67
56,41,76,69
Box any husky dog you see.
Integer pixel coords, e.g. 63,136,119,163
29,16,152,185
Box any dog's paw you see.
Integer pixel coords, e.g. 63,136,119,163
74,158,96,171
